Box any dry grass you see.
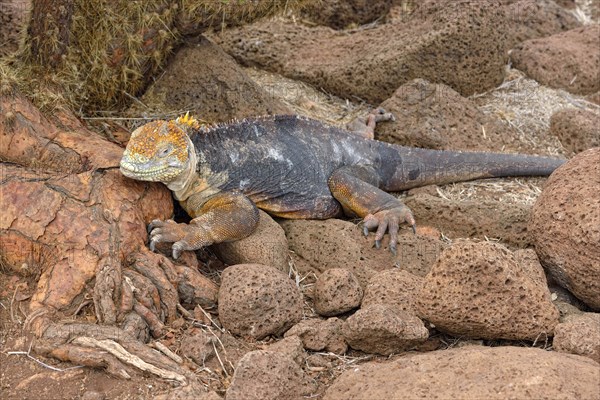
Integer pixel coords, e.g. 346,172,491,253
1,0,311,115
573,0,599,24
244,67,372,128
471,67,598,157
436,178,545,206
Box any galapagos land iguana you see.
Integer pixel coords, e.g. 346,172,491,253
119,112,565,258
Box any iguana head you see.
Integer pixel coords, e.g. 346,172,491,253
120,114,199,183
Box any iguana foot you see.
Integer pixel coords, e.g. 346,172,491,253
362,206,416,255
148,219,207,259
346,107,396,139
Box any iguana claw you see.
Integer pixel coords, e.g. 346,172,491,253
147,219,191,259
363,205,416,254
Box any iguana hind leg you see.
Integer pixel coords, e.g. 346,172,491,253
149,191,259,259
346,107,395,139
328,166,416,254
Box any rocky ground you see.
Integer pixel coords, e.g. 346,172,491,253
1,0,600,399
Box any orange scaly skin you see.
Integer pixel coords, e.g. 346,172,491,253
120,113,565,258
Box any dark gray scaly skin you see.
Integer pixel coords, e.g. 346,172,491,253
120,114,565,258
192,115,563,216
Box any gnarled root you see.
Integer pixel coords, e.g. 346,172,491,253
32,320,189,384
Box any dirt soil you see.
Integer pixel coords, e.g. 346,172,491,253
0,272,172,400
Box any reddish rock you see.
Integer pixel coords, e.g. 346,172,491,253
180,331,217,366
417,240,559,340
218,264,303,339
361,269,423,315
342,304,428,355
300,0,393,29
285,318,347,354
376,79,525,152
550,108,600,155
511,25,600,95
585,91,600,105
226,350,314,400
314,268,363,316
266,335,306,366
554,312,600,363
213,210,290,273
213,0,510,103
503,0,580,47
529,148,600,309
127,36,289,125
404,192,534,248
323,346,600,399
281,219,444,287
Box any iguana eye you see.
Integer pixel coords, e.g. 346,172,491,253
158,145,172,158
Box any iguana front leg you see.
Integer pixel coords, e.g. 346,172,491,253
148,191,259,259
328,166,416,254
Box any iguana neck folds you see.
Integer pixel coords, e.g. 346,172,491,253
166,135,199,199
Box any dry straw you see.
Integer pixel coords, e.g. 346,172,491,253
0,0,311,114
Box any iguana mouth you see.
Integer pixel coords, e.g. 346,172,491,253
120,160,175,181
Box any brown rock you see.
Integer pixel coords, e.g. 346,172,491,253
513,248,548,287
213,210,290,273
300,0,393,29
281,219,444,287
586,91,600,105
529,148,600,309
218,264,303,339
127,36,289,125
342,304,429,355
376,78,524,152
226,350,314,400
504,0,580,47
266,335,306,366
417,240,559,340
550,108,600,155
554,312,600,363
404,192,534,248
213,0,509,104
511,25,600,95
285,318,347,354
180,331,217,365
361,269,423,314
314,268,363,316
323,346,600,400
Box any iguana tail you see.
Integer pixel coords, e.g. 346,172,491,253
382,147,566,191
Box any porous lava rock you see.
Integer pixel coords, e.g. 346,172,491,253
300,0,393,29
226,350,313,400
281,219,444,286
214,210,290,273
213,0,510,103
266,335,306,366
376,79,524,152
511,25,600,95
417,240,559,340
180,331,217,366
313,268,363,316
361,269,423,315
554,312,600,363
285,318,347,354
323,346,600,399
503,0,580,47
342,304,428,355
549,108,600,155
218,264,303,339
127,36,289,125
404,192,534,248
529,148,600,309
